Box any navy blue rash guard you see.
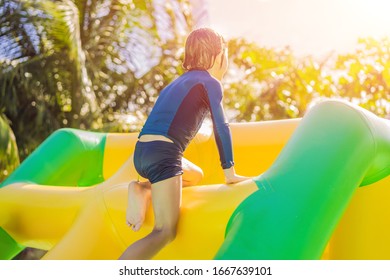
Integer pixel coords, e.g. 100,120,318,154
139,69,234,169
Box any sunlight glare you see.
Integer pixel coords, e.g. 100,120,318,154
344,0,390,37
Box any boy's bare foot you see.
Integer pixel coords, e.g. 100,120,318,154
126,180,151,231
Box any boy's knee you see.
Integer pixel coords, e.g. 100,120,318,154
195,168,204,183
188,168,204,185
153,225,177,244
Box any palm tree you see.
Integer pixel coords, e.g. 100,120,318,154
0,0,99,159
1,0,195,160
0,114,19,182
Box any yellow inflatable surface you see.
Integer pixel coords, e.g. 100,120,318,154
0,120,290,259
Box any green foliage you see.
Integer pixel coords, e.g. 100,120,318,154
0,0,193,159
224,37,390,122
1,0,99,159
2,0,390,163
225,39,299,121
96,1,192,132
331,37,390,116
0,115,19,182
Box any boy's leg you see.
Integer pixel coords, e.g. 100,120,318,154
119,175,182,260
125,155,199,233
126,180,151,232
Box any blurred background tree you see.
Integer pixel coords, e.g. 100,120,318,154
0,114,19,181
3,1,390,169
331,37,390,116
0,0,194,160
223,37,390,122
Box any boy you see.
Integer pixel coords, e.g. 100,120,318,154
119,27,248,260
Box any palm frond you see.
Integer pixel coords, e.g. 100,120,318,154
0,114,20,182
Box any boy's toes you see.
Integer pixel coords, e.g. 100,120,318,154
132,222,142,232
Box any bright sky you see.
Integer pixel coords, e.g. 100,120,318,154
207,0,390,57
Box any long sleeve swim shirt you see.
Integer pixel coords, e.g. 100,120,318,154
139,69,234,169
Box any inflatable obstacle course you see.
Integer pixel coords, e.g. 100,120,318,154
1,100,390,259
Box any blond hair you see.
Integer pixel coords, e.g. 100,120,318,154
183,28,224,71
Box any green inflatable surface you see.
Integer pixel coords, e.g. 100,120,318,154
215,100,390,259
0,128,107,259
0,128,107,188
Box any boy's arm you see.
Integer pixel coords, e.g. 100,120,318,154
206,82,234,169
206,81,250,184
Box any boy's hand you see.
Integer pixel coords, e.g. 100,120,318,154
223,166,251,184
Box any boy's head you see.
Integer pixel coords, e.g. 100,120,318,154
183,27,227,73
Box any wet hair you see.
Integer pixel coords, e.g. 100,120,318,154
182,27,225,71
